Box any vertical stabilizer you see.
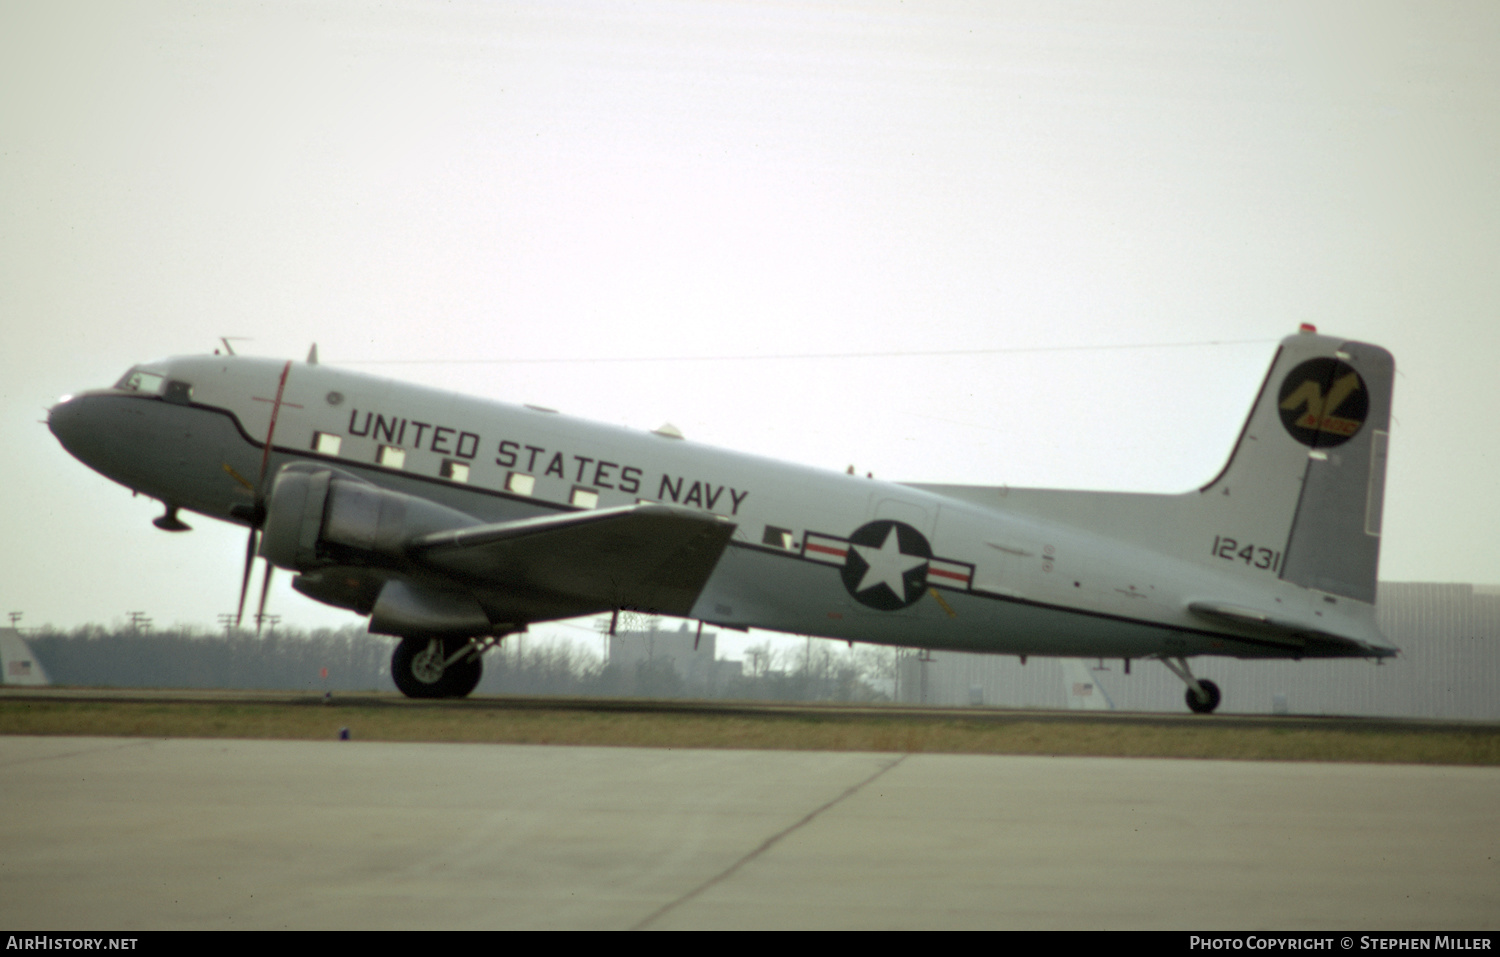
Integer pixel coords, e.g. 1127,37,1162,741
1203,329,1394,602
1061,659,1115,710
0,628,50,686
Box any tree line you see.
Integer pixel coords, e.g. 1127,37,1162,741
20,623,898,702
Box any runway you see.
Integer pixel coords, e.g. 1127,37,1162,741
2,735,1496,930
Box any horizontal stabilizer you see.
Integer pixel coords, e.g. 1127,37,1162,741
411,504,737,620
1186,601,1391,656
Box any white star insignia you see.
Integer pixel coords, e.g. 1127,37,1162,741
851,526,927,601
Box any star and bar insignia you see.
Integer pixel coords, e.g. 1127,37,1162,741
804,520,973,610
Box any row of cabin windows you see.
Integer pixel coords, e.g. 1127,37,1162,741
314,431,470,482
314,430,594,509
312,430,799,547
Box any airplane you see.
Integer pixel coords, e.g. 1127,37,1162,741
0,628,51,687
47,325,1396,712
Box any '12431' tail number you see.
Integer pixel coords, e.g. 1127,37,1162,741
1212,535,1282,573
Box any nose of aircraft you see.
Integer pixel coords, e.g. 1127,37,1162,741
49,388,228,519
47,393,87,455
48,392,127,474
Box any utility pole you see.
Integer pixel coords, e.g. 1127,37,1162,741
917,649,934,705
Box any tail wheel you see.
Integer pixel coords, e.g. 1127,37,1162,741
392,637,483,699
1161,657,1223,715
1185,678,1222,714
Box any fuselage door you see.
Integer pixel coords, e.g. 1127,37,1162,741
874,497,934,537
936,504,1036,600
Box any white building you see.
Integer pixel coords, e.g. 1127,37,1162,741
608,620,740,696
892,583,1500,718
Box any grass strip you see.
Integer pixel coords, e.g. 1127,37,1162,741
1,698,1497,765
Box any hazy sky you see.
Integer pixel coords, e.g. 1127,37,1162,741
3,1,1497,651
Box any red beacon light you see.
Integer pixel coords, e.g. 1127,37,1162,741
1298,322,1318,334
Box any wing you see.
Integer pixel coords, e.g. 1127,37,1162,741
411,503,737,622
261,467,737,632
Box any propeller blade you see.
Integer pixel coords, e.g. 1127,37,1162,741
236,361,292,629
255,560,274,635
256,361,293,488
235,526,259,628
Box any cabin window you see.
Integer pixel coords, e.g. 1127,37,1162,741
763,526,796,550
506,472,535,496
570,487,599,509
378,445,406,469
313,432,342,456
441,460,470,483
163,380,193,404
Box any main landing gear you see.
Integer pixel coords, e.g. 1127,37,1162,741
1159,656,1222,714
391,635,496,699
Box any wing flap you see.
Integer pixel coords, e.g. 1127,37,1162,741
411,504,737,619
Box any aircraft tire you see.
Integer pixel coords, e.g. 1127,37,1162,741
1185,678,1222,714
392,637,485,698
448,654,483,698
392,637,451,699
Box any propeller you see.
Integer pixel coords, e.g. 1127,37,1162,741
233,504,275,634
232,361,294,633
254,558,275,635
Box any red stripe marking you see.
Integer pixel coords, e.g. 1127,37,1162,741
806,543,847,558
929,567,970,582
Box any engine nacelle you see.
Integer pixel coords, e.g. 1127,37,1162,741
367,579,497,638
259,465,480,572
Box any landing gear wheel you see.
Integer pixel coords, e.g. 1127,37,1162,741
392,637,483,699
448,654,483,698
1185,678,1222,714
392,638,444,698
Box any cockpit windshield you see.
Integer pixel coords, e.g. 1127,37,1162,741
114,368,166,394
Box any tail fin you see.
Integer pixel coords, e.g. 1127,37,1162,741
1201,327,1394,602
913,328,1395,609
0,628,50,686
